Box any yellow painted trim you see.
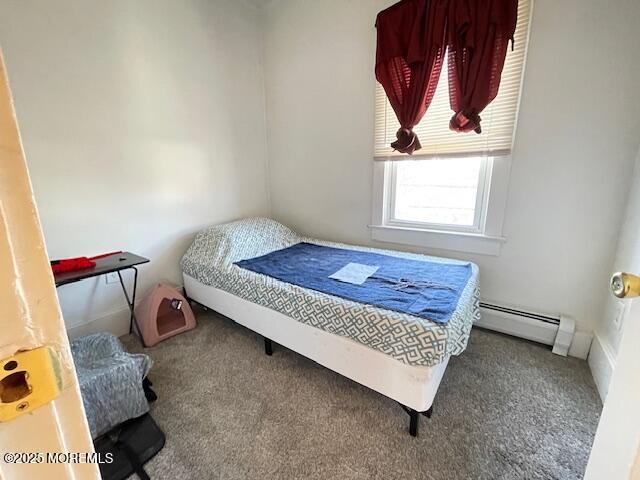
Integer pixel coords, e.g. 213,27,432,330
0,347,62,423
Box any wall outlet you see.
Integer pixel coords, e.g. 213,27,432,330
105,272,119,284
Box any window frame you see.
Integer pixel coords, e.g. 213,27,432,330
370,0,531,256
370,155,511,256
385,156,492,234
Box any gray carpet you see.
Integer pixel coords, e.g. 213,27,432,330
124,308,601,480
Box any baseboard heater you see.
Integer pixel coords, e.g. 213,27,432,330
476,302,575,356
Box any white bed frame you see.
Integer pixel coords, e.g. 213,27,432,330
184,274,451,436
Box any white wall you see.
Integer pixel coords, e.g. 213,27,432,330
0,0,270,335
590,147,640,400
2,0,639,347
264,0,640,337
599,148,640,354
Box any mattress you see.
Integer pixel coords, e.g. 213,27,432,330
181,218,481,367
183,276,450,412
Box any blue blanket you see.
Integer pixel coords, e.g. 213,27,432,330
235,242,471,324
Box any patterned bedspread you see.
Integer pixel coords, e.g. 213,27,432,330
181,218,481,367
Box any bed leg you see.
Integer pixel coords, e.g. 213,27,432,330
409,409,419,437
264,338,273,356
422,405,433,418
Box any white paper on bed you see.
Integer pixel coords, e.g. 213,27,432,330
329,263,379,285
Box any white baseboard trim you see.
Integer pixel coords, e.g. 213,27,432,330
66,307,131,340
65,283,185,340
588,333,616,402
568,331,594,360
66,292,596,367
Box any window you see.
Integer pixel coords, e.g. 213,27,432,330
371,0,531,256
388,157,489,232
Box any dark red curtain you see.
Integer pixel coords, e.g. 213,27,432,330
375,0,448,154
447,0,518,133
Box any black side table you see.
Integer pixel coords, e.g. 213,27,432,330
54,252,149,342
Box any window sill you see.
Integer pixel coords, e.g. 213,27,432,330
369,224,506,256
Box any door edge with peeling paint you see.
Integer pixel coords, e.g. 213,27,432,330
0,50,100,480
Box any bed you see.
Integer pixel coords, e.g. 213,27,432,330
181,218,480,436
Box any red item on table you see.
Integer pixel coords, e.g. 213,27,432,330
50,251,123,274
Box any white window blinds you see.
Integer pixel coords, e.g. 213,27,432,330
374,0,532,159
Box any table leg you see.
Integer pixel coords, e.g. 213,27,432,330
117,267,144,346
